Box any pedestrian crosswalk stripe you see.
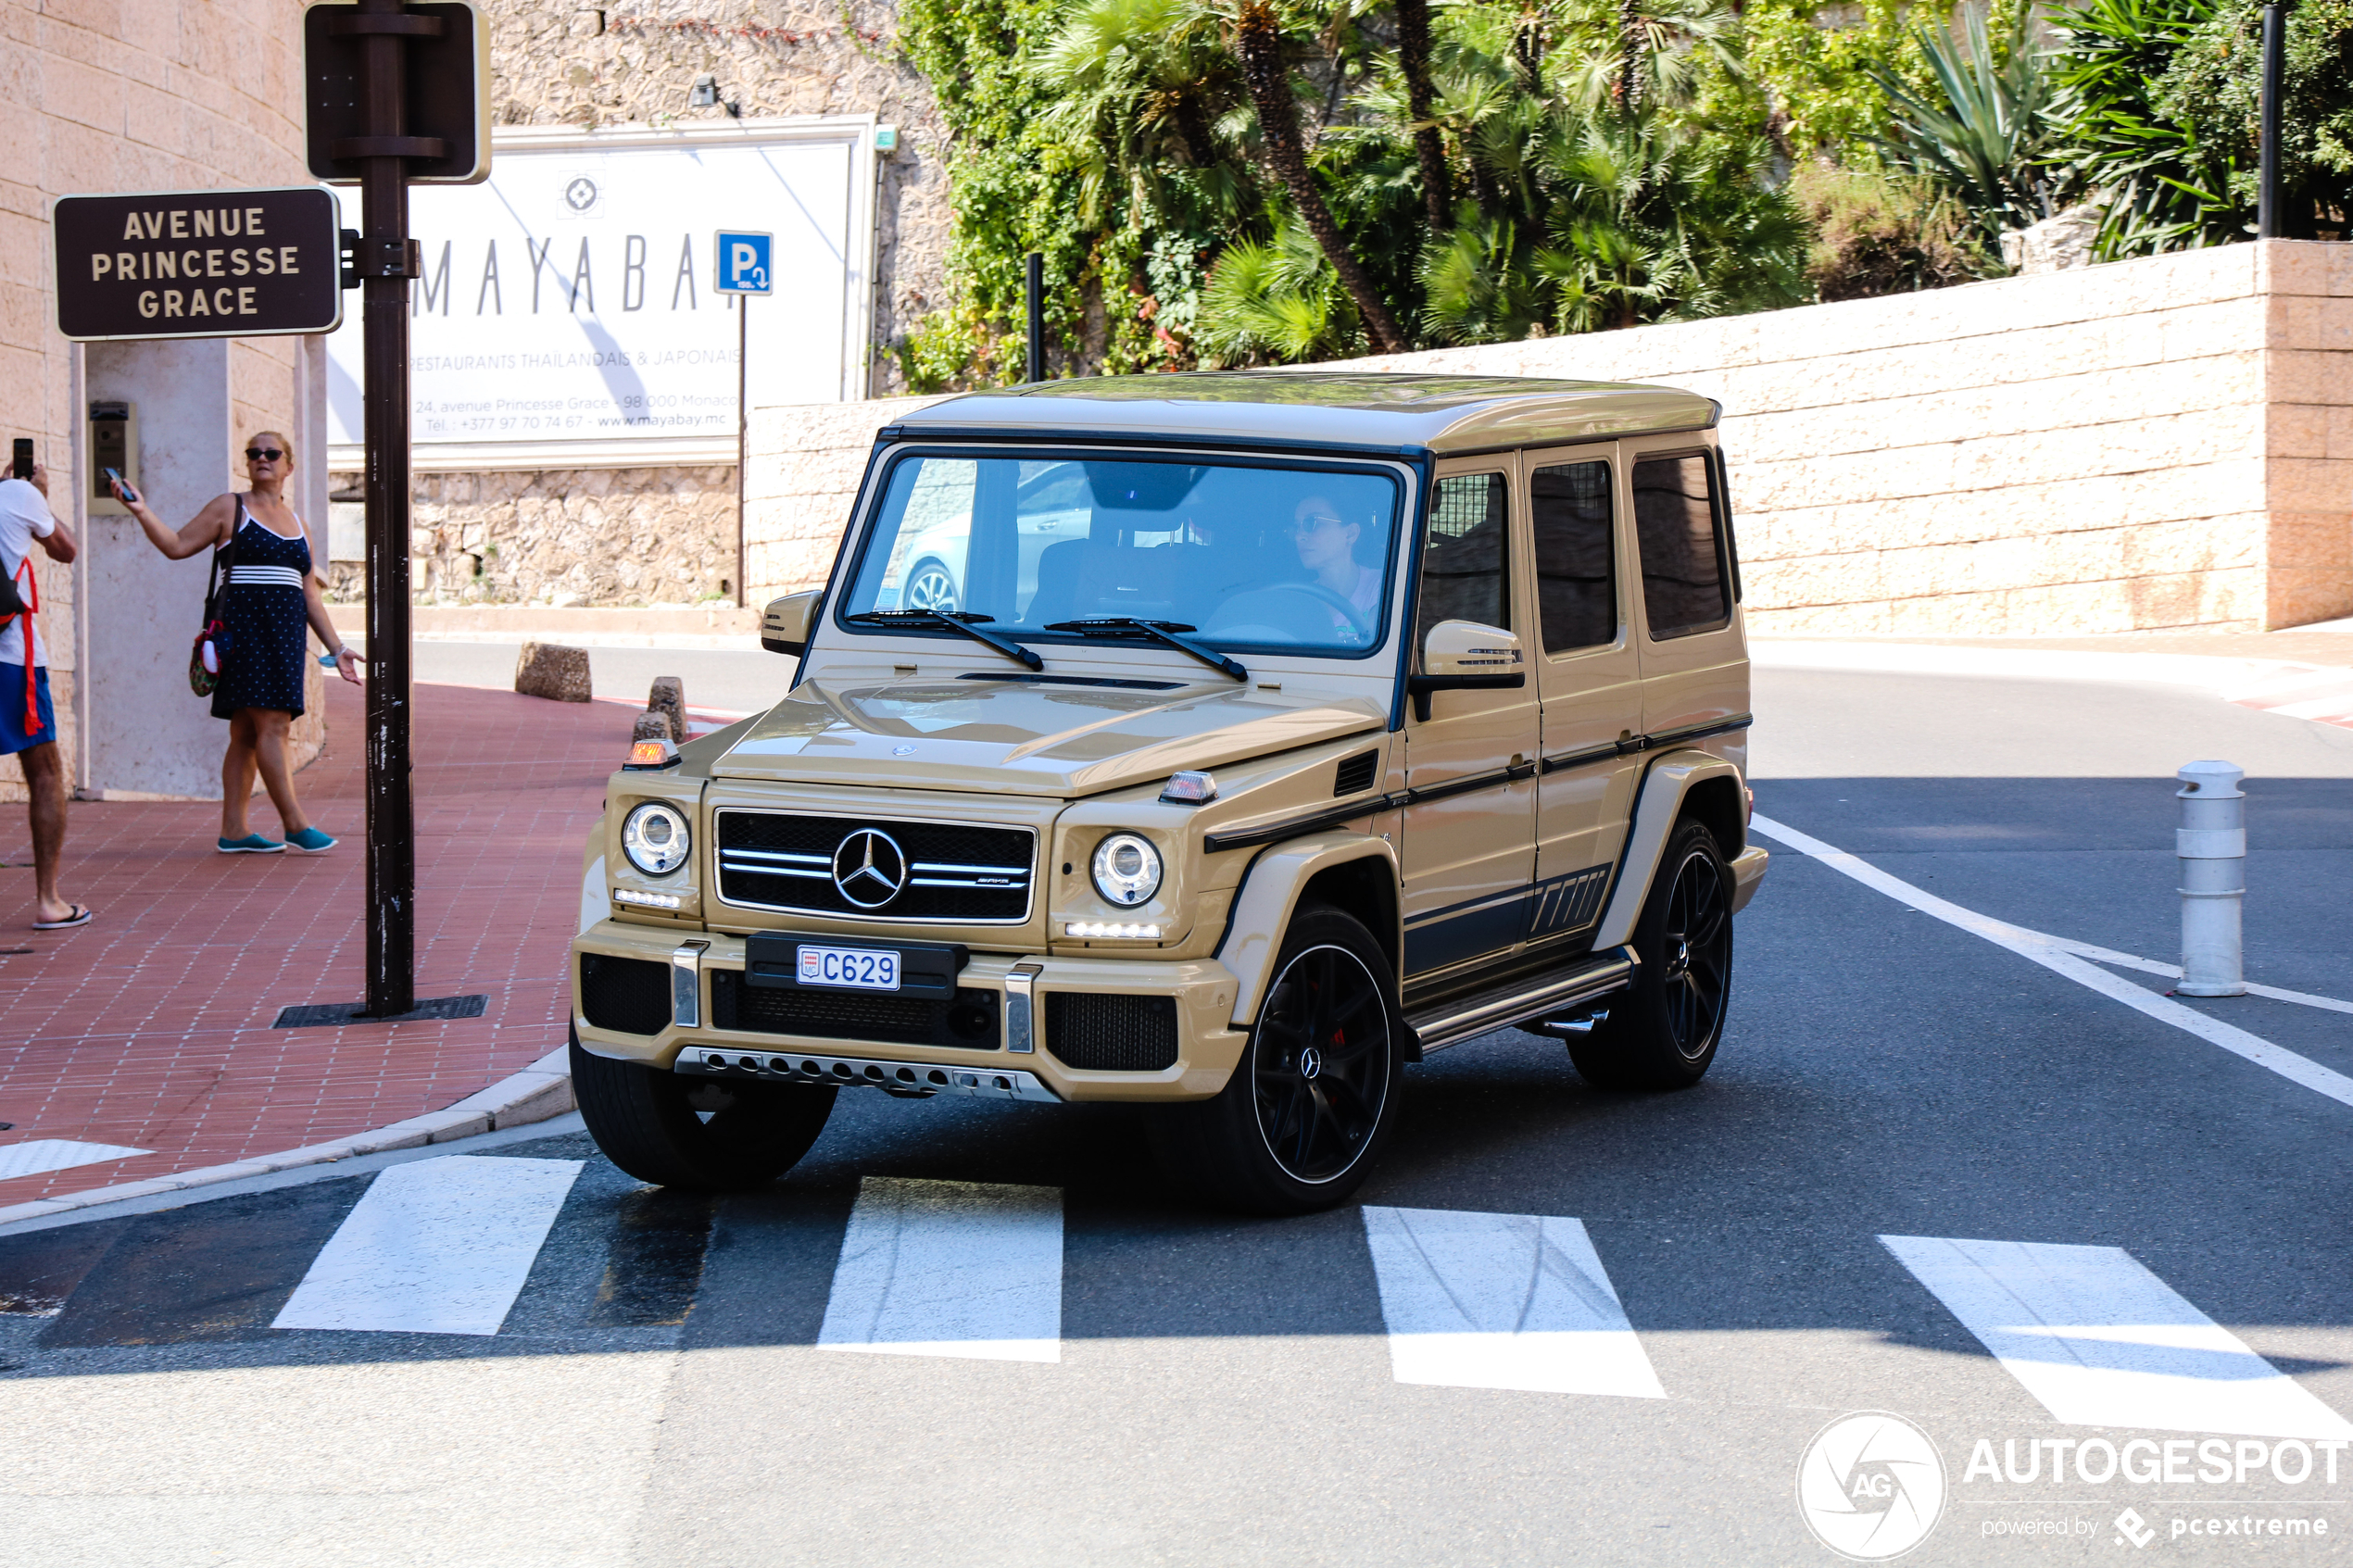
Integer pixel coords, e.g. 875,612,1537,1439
818,1176,1063,1363
0,1139,152,1183
272,1154,585,1336
1882,1235,2353,1440
1362,1206,1667,1399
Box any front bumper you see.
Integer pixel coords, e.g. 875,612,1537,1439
572,919,1248,1102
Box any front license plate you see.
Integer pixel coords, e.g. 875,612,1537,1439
797,945,900,992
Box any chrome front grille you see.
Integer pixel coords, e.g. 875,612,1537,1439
713,810,1036,923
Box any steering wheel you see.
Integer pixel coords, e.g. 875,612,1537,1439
1207,582,1372,644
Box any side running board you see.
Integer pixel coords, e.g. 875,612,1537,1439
1404,948,1637,1056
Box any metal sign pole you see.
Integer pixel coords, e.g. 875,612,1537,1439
736,295,748,609
359,0,416,1018
2258,1,2287,238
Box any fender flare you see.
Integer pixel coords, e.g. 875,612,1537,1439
1215,832,1400,1028
1589,750,1744,950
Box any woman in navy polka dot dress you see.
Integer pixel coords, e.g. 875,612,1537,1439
111,433,362,853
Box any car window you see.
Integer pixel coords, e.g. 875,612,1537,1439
1530,458,1615,655
1415,472,1509,653
1630,452,1730,640
842,453,1403,657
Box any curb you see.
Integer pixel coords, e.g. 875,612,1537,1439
0,1047,575,1229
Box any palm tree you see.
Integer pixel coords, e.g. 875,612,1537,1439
1229,0,1410,351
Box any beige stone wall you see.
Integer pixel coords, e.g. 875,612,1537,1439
1319,240,2352,636
482,0,950,396
738,242,2353,637
0,0,319,799
328,465,741,606
743,394,939,601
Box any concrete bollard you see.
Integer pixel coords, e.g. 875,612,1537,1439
648,676,686,741
2175,759,2246,997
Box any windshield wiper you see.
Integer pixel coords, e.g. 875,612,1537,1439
1043,618,1247,682
846,609,1043,671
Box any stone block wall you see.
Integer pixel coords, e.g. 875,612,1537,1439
737,242,2352,637
1318,240,2351,636
742,395,939,601
326,465,741,606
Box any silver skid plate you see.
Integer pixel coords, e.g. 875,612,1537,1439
677,1047,1061,1103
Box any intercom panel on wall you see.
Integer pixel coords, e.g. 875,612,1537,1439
89,401,136,516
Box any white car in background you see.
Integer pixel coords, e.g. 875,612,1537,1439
885,462,1092,617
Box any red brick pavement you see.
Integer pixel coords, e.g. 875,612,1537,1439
0,680,633,1205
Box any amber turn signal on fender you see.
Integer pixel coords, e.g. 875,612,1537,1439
623,738,680,770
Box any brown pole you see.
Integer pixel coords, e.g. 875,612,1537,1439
359,0,416,1017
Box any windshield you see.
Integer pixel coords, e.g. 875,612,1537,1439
842,453,1403,657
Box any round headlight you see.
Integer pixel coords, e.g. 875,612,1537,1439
622,801,691,876
1090,832,1162,908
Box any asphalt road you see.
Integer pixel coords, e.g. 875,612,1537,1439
2,658,2349,1566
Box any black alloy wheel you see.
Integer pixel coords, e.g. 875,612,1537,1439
1149,906,1402,1214
1252,943,1391,1183
1567,819,1734,1090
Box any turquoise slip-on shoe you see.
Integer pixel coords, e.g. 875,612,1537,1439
218,834,286,854
286,827,337,853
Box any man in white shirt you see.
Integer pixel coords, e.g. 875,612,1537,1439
0,458,85,928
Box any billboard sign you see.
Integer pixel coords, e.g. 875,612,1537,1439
324,121,878,470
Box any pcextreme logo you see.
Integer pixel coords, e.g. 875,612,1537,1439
1797,1411,1948,1561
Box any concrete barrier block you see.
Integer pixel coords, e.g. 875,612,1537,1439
514,641,592,702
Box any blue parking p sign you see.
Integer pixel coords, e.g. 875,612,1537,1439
715,230,773,295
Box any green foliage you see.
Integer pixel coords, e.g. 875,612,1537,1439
1790,162,1996,297
1741,0,1926,157
1871,6,2058,237
2045,0,2353,252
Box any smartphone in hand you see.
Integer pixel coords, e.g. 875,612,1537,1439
101,466,138,504
10,440,31,481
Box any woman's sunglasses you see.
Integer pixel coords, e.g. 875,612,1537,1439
245,447,285,462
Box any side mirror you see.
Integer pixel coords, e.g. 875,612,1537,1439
761,590,821,656
1409,619,1526,721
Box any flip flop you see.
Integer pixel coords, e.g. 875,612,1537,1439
33,904,93,930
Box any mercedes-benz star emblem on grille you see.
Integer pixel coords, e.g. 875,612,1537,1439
831,827,909,909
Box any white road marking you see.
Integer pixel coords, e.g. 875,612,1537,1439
1362,1206,1666,1398
1749,813,2353,1110
0,1140,152,1183
818,1176,1063,1363
1882,1235,2353,1439
272,1154,584,1336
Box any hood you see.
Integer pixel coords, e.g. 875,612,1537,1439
711,675,1386,797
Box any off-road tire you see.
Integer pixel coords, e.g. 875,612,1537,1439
1568,820,1734,1091
1149,906,1403,1215
572,1032,837,1189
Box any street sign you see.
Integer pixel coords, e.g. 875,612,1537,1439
52,187,344,342
302,0,490,185
715,230,774,295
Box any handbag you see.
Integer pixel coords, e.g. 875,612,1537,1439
0,548,40,736
189,508,240,697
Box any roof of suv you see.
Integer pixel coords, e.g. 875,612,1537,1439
882,371,1718,457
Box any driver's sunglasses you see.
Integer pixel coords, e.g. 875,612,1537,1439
1287,513,1345,537
245,447,284,462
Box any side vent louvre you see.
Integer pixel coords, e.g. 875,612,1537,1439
1334,750,1378,797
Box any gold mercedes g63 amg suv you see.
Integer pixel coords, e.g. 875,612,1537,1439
570,372,1768,1213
